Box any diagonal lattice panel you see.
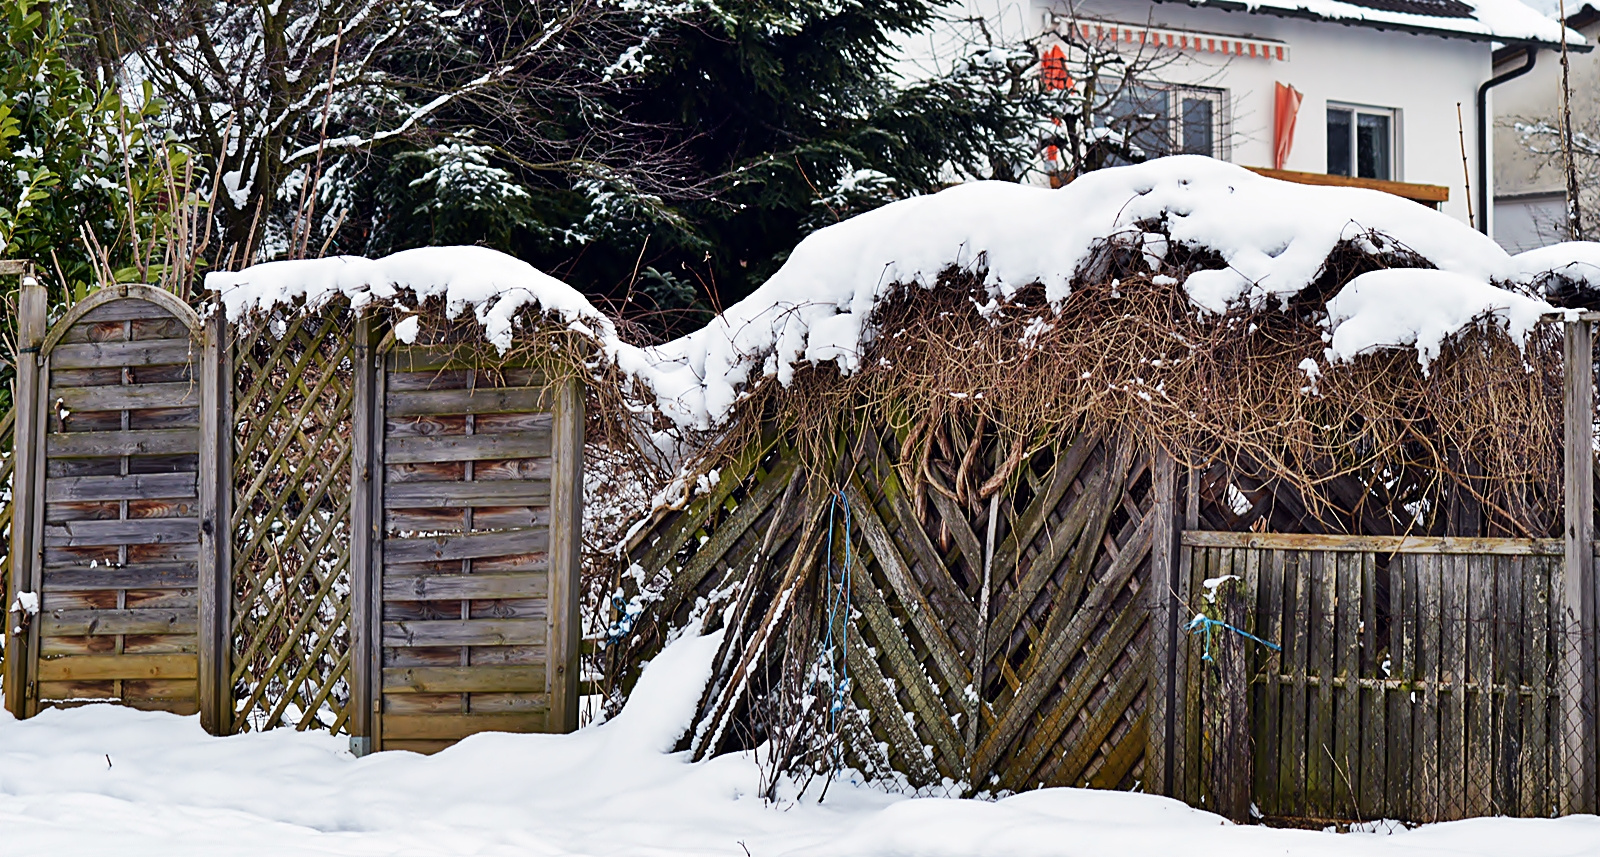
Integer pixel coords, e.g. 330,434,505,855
228,307,355,733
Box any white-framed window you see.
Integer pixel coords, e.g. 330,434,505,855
1327,103,1398,181
1104,83,1231,162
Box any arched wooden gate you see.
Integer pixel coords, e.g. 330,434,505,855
4,283,224,723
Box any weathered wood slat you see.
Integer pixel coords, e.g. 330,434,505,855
79,300,177,322
384,480,551,508
385,387,550,417
50,338,195,370
384,430,551,464
1182,531,1563,555
36,654,197,681
844,631,943,785
46,427,199,460
383,665,547,694
1332,551,1361,817
40,608,196,636
43,518,198,547
389,345,543,374
1439,553,1467,819
1283,549,1311,817
1416,553,1443,821
1358,551,1386,819
382,619,547,647
382,712,548,740
384,572,548,601
1466,553,1494,816
41,563,199,592
46,473,197,502
384,528,548,564
1257,549,1285,817
53,382,200,412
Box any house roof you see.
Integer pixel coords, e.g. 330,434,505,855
1152,0,1586,47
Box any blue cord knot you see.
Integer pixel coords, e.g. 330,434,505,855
1186,613,1281,663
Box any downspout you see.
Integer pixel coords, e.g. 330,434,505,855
1477,45,1538,235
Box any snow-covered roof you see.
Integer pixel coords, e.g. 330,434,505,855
1161,0,1587,46
207,156,1600,432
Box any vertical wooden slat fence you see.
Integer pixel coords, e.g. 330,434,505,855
1173,532,1592,823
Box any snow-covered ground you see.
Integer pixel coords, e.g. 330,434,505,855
3,627,1598,857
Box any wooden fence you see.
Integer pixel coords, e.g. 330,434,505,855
1173,532,1591,823
2,281,582,752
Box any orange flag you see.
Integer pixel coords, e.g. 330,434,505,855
1273,83,1304,170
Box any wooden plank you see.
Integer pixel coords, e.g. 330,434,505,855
196,307,229,736
40,608,196,636
1417,552,1443,822
381,713,548,740
1182,531,1561,555
1283,549,1312,817
36,654,197,681
1524,555,1552,816
384,480,551,508
1333,551,1361,818
382,619,546,647
52,382,201,412
383,665,547,694
1496,554,1525,817
384,386,550,417
1306,551,1336,817
45,473,196,502
384,528,548,564
1387,554,1416,821
1466,553,1494,816
1439,553,1467,819
1243,165,1450,202
384,572,548,601
383,430,551,464
1359,551,1387,820
1257,549,1285,817
43,518,198,547
46,428,198,458
1147,448,1177,798
79,299,177,322
41,563,197,590
389,344,543,374
1559,318,1596,815
7,277,46,717
50,338,195,370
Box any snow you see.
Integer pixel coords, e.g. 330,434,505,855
208,157,1600,431
1325,269,1555,370
1514,241,1600,289
1190,0,1586,44
5,626,1600,856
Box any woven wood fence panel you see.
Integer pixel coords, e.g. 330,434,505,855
228,306,355,733
25,290,206,716
615,424,1162,794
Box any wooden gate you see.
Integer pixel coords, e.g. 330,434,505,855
4,284,222,720
350,336,582,754
1174,532,1584,823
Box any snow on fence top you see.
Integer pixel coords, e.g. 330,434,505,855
207,156,1588,431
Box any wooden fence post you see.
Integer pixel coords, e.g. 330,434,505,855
548,376,584,732
197,307,234,734
4,265,43,718
1146,448,1178,797
1561,315,1597,815
348,315,380,756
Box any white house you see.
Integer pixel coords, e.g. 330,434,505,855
1491,2,1598,251
979,0,1579,231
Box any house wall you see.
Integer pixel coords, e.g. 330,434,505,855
1021,0,1497,227
1491,15,1600,251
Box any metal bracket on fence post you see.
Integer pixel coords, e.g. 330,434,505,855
1558,311,1598,815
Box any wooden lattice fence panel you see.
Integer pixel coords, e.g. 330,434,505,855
227,306,355,732
6,286,215,717
355,342,582,754
618,423,1167,794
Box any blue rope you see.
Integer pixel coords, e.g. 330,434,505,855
823,489,853,737
1186,613,1281,663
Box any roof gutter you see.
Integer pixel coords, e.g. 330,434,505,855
1477,45,1537,236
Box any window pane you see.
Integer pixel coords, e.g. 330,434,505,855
1104,82,1171,164
1356,112,1391,180
1327,108,1352,176
1181,97,1214,157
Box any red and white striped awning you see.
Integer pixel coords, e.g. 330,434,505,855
1053,18,1291,62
